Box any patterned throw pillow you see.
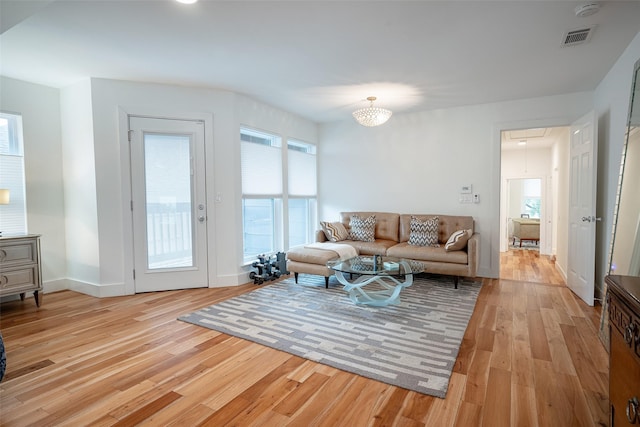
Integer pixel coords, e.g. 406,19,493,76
349,215,376,242
408,216,440,247
445,229,472,252
320,221,350,242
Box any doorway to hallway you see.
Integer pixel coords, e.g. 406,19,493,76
499,126,569,285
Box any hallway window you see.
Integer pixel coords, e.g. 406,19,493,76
523,179,541,218
0,112,27,234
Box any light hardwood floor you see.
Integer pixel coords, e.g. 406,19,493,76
500,248,566,285
0,266,608,426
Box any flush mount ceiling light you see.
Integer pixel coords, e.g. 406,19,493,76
575,2,600,17
352,96,393,127
176,0,198,4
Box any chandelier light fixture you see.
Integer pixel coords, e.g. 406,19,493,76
352,96,393,127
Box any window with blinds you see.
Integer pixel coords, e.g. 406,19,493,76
240,128,316,261
0,112,27,235
287,140,316,248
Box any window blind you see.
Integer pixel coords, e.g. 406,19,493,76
288,150,316,197
240,141,282,196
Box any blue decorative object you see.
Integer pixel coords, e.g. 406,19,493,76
0,332,6,382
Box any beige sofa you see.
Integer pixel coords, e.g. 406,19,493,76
511,218,540,246
289,211,478,288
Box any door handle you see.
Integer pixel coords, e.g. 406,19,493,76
627,396,639,423
198,215,206,223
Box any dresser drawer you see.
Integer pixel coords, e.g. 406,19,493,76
0,240,38,267
609,292,640,362
0,265,41,295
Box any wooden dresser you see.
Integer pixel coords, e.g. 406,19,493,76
0,234,42,307
606,275,640,426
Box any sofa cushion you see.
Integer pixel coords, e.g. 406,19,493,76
445,229,472,252
341,212,399,242
348,214,376,242
387,242,468,265
287,246,339,264
408,216,439,247
339,239,397,256
320,221,349,242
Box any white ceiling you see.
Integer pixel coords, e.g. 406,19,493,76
501,126,565,151
1,0,639,123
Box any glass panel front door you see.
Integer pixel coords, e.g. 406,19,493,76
129,116,208,293
144,134,193,269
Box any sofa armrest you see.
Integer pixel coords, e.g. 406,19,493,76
316,229,327,242
467,233,479,277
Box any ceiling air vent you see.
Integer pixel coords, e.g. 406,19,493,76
561,27,595,47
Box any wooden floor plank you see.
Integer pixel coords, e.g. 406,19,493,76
481,367,511,427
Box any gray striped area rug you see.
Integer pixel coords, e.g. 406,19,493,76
178,274,482,398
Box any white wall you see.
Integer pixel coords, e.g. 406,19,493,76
594,31,640,298
85,78,317,293
1,76,318,296
319,92,594,278
0,77,67,291
59,80,102,293
552,128,571,277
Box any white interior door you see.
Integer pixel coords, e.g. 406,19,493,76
567,111,598,306
129,116,208,292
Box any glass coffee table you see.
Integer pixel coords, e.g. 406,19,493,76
329,256,424,306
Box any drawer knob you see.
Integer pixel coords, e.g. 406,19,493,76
0,249,5,260
625,324,637,345
628,397,639,424
0,275,7,285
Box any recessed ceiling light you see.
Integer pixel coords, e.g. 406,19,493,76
176,0,198,4
518,141,527,146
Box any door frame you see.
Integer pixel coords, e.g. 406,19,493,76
118,108,215,295
500,175,549,255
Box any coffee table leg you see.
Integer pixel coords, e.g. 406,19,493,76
334,269,414,306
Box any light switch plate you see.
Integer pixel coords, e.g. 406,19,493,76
460,194,473,204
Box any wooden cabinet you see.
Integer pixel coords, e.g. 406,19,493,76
606,275,640,426
0,235,42,307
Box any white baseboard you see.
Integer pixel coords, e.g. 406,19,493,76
210,272,251,287
478,266,497,279
66,279,126,298
43,278,68,294
37,274,253,297
555,263,568,282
